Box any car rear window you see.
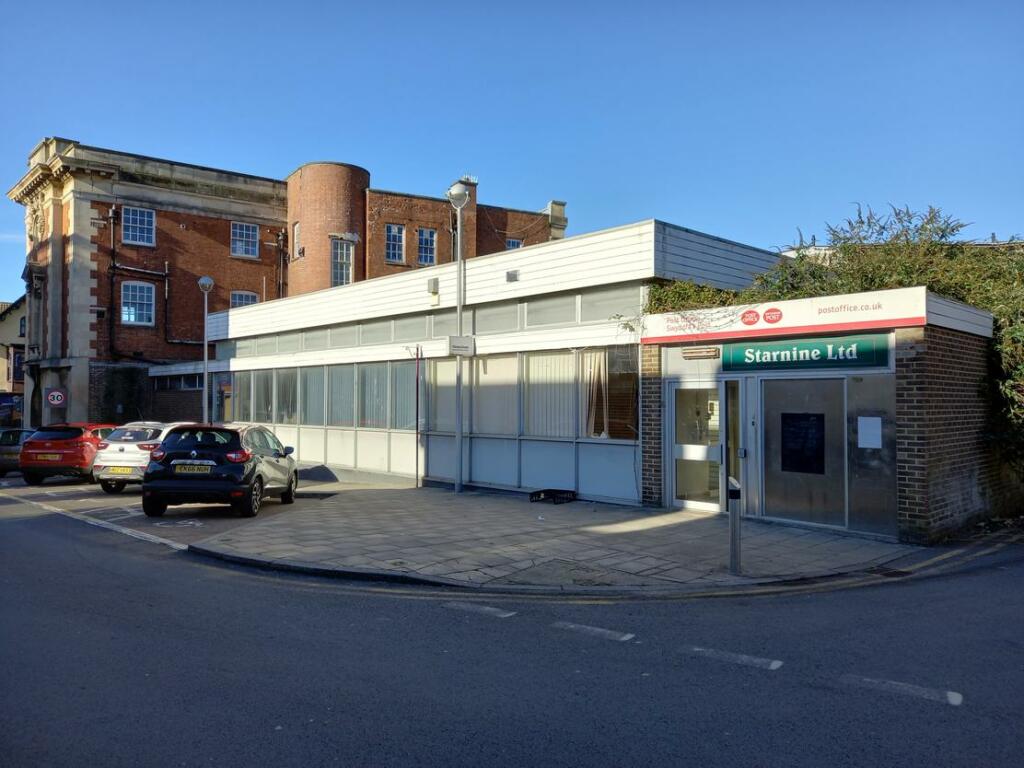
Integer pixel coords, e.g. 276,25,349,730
0,431,28,446
29,427,84,441
163,428,240,449
107,427,162,442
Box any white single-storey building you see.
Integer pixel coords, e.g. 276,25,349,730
150,219,1015,542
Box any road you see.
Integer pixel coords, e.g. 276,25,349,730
1,497,1022,767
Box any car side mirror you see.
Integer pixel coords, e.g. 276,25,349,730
283,446,294,456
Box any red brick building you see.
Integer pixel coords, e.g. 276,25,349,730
6,138,566,426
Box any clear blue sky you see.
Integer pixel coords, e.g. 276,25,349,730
1,0,1021,302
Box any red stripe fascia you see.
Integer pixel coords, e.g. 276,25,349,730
641,316,927,345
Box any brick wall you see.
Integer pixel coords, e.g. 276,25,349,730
640,344,663,506
476,205,554,256
90,202,283,363
896,325,1015,542
151,389,202,423
365,190,458,278
87,362,152,423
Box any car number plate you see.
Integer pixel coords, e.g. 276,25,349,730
38,453,61,461
108,466,133,475
174,464,211,475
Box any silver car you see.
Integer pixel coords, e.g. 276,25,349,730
93,422,186,494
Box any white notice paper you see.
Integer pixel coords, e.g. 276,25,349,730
857,416,883,449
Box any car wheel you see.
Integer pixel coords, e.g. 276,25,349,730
237,477,263,518
100,480,127,494
22,472,43,486
281,473,297,505
142,496,167,517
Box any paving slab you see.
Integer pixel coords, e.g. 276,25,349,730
187,485,920,592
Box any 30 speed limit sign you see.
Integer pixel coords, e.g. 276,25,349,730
45,388,67,407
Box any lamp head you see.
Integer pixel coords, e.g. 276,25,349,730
446,181,471,210
197,276,215,293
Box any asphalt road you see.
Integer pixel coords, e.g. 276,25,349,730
2,501,1022,767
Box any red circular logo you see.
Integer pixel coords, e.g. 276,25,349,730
740,309,760,325
764,308,783,324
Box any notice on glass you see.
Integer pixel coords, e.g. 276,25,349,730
857,416,883,449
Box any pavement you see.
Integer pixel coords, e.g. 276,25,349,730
4,502,1024,767
186,480,921,593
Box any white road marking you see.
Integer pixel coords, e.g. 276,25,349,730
840,675,963,706
442,602,517,619
682,645,784,670
552,621,635,642
0,491,185,551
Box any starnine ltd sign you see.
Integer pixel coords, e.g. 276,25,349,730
722,334,889,371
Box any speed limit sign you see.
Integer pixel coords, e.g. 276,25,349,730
45,388,67,407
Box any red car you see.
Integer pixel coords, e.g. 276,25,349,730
19,423,118,486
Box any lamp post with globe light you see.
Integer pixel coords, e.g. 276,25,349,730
445,181,472,493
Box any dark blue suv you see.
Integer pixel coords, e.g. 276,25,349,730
142,424,297,518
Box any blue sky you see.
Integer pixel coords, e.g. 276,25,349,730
1,0,1021,302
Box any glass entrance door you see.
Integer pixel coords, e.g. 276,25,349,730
673,383,724,511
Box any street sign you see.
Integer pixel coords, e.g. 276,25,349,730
45,388,67,407
447,335,476,356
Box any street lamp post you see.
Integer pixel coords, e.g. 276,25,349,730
197,276,215,423
445,181,471,493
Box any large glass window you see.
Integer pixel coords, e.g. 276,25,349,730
432,310,457,338
215,340,236,360
429,359,456,432
300,366,325,426
417,227,436,265
580,345,639,439
331,239,352,287
230,222,259,258
234,371,252,422
472,355,518,434
121,282,155,325
303,328,328,351
236,338,256,357
524,351,575,437
327,365,355,427
580,285,642,323
257,336,278,356
330,325,359,348
275,369,298,424
474,302,518,335
361,319,392,345
122,206,155,246
385,224,404,263
252,370,273,423
394,315,427,342
391,361,417,430
527,294,576,326
358,363,388,428
277,332,301,353
214,372,234,422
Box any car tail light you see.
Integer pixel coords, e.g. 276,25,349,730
138,442,159,451
97,441,109,450
150,448,166,461
225,449,252,464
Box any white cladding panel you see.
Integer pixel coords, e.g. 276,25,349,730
925,293,994,338
655,222,780,290
208,221,659,340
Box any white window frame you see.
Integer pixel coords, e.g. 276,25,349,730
292,222,302,260
230,290,259,308
331,238,353,287
385,224,405,264
417,227,436,265
121,206,156,246
506,238,523,250
230,221,260,259
120,281,156,326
